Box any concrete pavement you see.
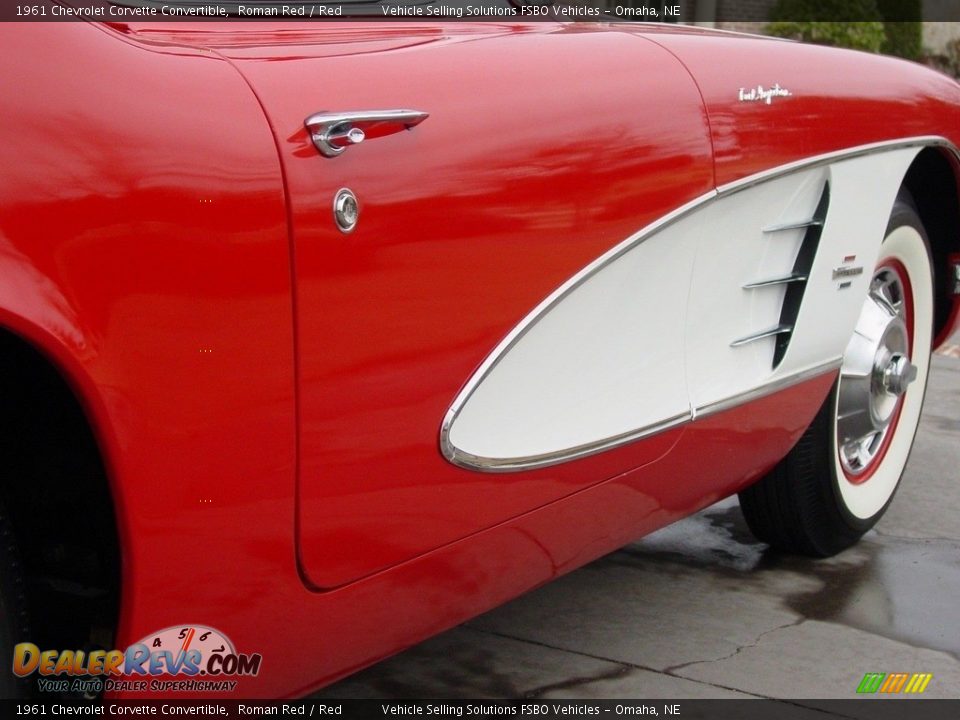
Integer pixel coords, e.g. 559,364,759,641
316,349,960,703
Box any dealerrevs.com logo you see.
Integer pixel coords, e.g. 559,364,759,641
857,672,933,695
13,625,262,694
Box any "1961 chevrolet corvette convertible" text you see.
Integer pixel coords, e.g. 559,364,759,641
1,6,959,699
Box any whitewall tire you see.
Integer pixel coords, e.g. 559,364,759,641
739,192,933,556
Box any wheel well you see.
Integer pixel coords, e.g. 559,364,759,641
902,147,960,346
0,328,119,654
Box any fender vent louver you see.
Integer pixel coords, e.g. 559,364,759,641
733,182,830,367
772,183,830,367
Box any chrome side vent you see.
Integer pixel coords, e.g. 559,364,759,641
772,183,830,367
730,324,794,347
762,218,823,234
742,273,809,289
733,182,830,366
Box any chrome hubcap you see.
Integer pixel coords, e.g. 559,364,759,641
837,267,915,477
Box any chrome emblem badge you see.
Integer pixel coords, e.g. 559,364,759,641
833,265,865,281
834,256,863,289
738,84,792,105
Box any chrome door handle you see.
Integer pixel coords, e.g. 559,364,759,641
305,110,429,158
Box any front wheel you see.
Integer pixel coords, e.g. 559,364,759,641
738,194,934,557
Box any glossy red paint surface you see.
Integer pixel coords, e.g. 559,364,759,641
639,24,960,346
0,17,297,694
218,23,715,589
0,19,958,698
636,27,960,186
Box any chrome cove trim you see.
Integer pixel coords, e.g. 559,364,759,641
730,324,794,348
439,190,713,473
443,360,842,473
716,136,958,197
695,358,843,420
743,273,809,289
440,136,958,473
445,413,691,473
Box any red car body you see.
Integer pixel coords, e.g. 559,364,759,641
1,16,959,697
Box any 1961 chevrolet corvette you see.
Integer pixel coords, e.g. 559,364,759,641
1,6,960,699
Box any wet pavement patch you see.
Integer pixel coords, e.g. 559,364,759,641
630,498,960,661
783,534,960,661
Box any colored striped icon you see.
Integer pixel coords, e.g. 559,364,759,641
903,673,934,694
857,672,933,694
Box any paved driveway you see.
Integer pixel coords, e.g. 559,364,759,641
317,348,960,702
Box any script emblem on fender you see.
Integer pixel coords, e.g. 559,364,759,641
738,84,792,105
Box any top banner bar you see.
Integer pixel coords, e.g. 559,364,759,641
9,1,960,22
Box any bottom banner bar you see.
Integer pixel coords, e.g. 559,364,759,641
2,699,959,720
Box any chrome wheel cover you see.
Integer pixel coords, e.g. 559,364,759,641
836,266,917,478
